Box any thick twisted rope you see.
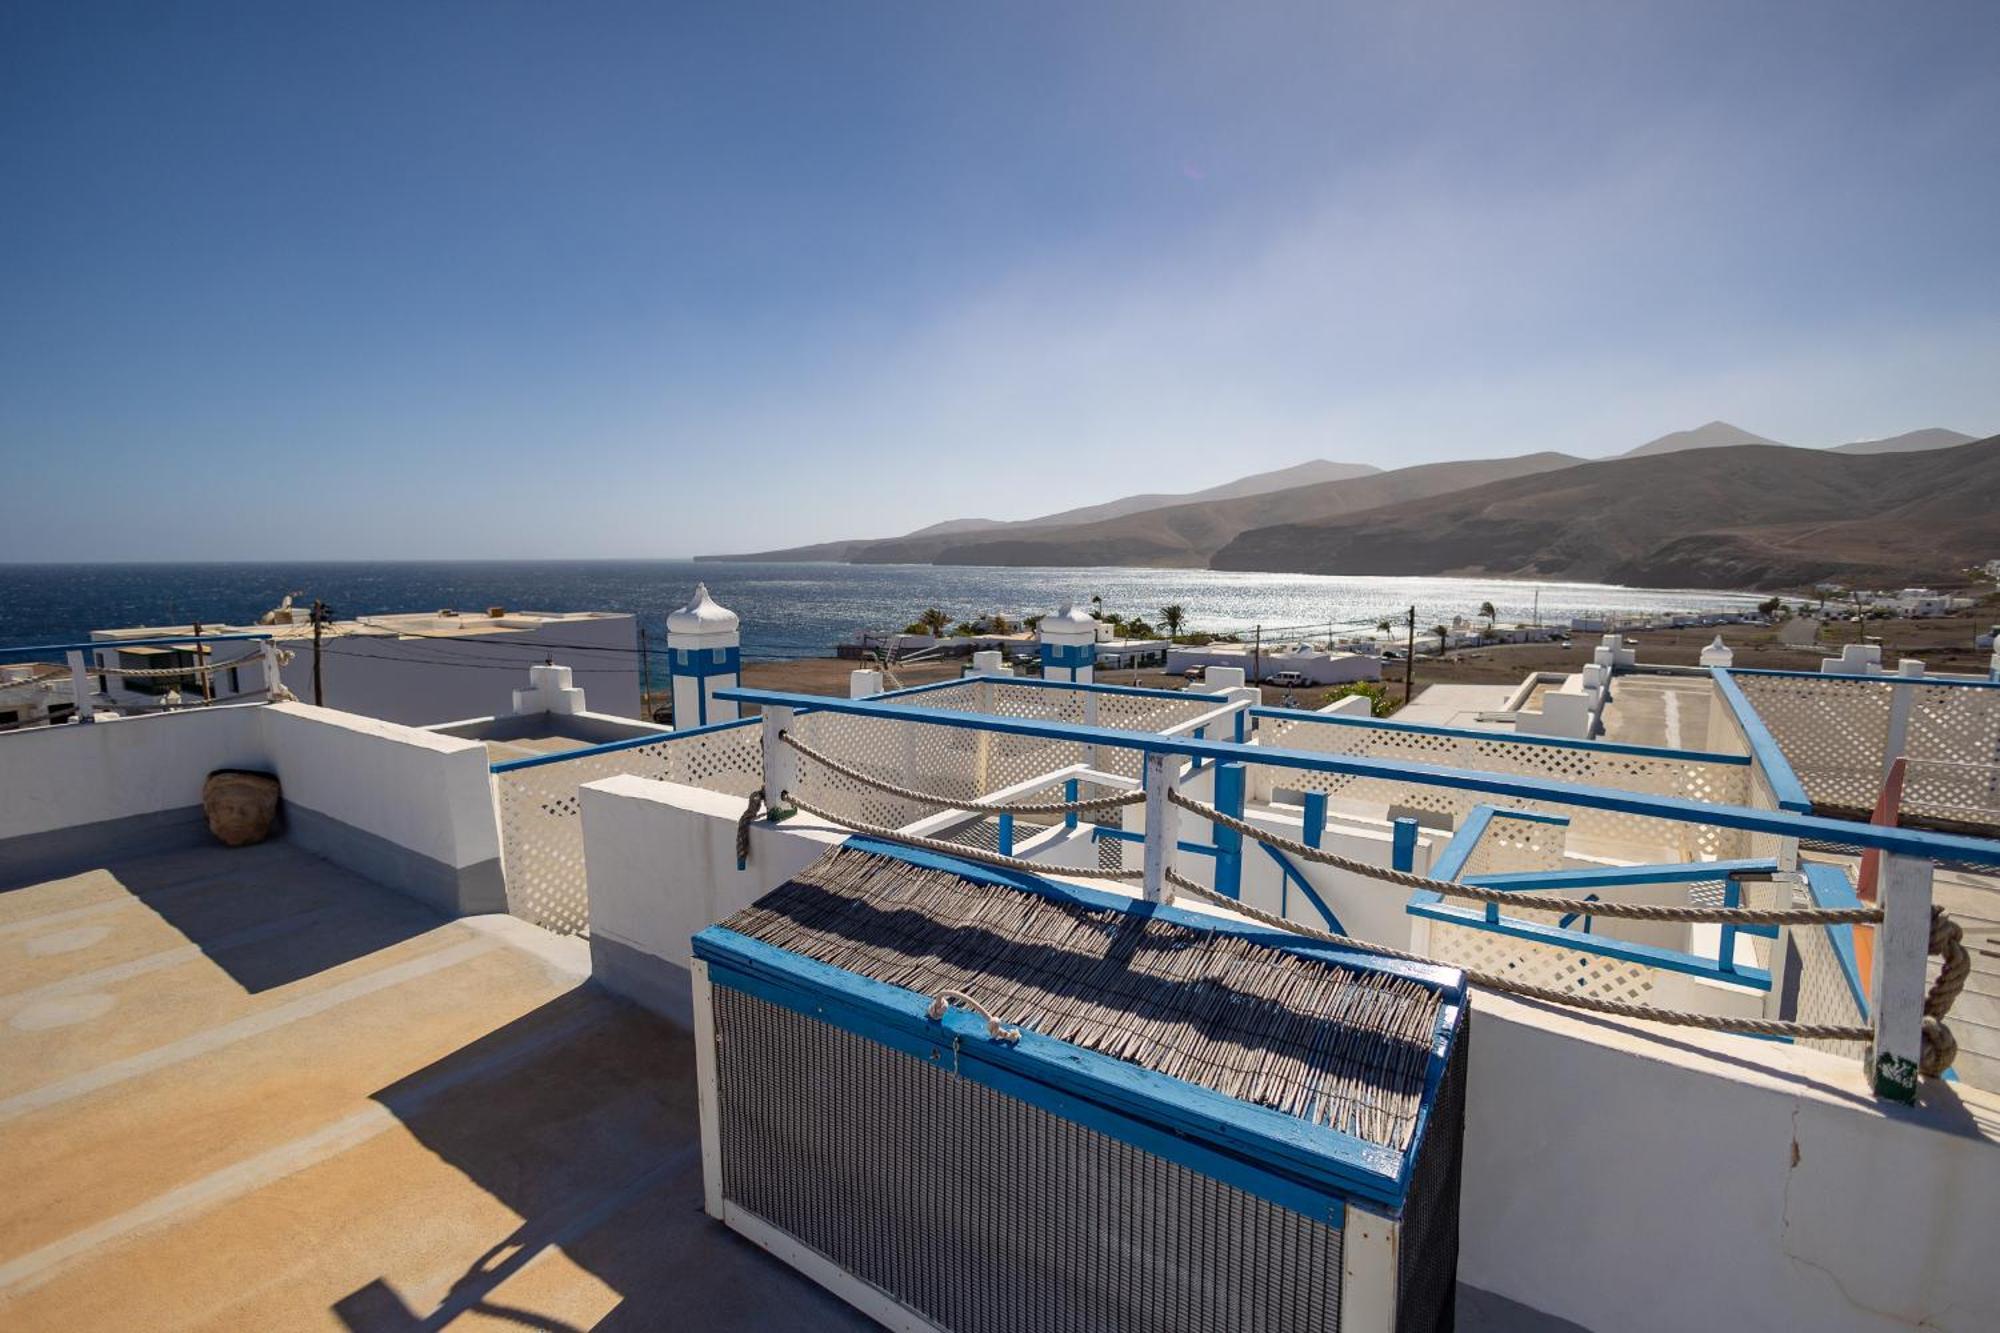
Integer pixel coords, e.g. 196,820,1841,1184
1922,907,1970,1077
780,789,1147,880
51,650,270,680
1167,788,1881,927
780,730,1145,817
1160,869,1875,1041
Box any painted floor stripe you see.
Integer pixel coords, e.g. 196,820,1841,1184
0,936,498,1123
0,903,353,1009
0,996,607,1296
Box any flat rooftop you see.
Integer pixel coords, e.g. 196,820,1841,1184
91,609,629,645
0,842,869,1331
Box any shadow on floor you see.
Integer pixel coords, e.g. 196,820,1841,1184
332,986,873,1332
54,839,439,994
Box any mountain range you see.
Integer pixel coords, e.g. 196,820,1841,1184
702,423,1997,591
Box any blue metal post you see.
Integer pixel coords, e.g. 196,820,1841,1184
998,812,1015,858
1302,792,1328,848
1213,762,1245,900
1063,777,1080,832
1392,817,1419,873
1717,875,1740,974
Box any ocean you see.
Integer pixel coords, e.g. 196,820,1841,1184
0,561,1763,661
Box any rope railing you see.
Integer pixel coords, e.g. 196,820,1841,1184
1165,788,1881,926
780,729,1147,817
1159,868,1877,1042
778,788,1148,880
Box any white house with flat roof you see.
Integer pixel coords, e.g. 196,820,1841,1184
88,607,641,726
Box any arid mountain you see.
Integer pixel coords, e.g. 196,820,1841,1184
701,457,1380,563
1828,427,1977,455
1212,436,2000,590
1617,420,1786,458
913,453,1584,568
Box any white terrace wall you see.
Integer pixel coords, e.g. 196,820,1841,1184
0,702,505,916
1461,994,2000,1333
0,704,266,883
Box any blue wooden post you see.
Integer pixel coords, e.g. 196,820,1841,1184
1063,777,1079,832
1302,792,1328,848
1213,762,1245,900
998,812,1015,858
1392,817,1419,874
1717,875,1740,974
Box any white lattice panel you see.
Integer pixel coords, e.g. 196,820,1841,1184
495,723,763,936
1903,684,2000,824
1461,814,1567,879
1426,918,1658,1005
1259,718,1751,860
1733,675,1893,813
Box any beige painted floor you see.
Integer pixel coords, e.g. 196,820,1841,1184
0,842,870,1332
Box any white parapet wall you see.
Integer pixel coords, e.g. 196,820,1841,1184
1460,993,2000,1333
579,774,843,1027
0,701,505,914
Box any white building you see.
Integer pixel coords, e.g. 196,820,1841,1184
1167,641,1382,686
0,663,73,732
89,607,641,727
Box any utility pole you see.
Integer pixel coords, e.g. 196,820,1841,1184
311,600,327,706
1403,605,1417,704
192,621,212,704
1252,624,1262,688
637,624,652,721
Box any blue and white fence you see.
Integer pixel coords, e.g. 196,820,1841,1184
0,633,279,725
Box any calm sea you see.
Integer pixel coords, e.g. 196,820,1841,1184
0,561,1762,661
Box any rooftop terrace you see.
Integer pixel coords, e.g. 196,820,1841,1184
0,841,870,1331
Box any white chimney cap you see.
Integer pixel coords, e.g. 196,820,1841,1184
667,583,739,634
1048,600,1098,627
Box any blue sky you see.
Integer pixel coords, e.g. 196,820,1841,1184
3,1,1996,560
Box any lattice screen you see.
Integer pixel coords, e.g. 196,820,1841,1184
1257,718,1750,860
1426,917,1658,1005
494,723,763,935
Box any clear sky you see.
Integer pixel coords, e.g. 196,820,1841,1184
3,1,1996,561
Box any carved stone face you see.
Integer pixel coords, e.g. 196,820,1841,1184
203,771,280,847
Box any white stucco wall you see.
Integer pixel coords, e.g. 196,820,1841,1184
1461,993,2000,1332
257,702,499,873
0,704,265,843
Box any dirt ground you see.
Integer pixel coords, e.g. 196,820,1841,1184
646,606,1999,716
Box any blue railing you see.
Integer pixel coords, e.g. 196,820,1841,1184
1725,667,2000,690
1711,669,1813,813
0,633,273,659
1802,862,1870,1018
1252,704,1751,766
717,686,2000,869
488,715,754,774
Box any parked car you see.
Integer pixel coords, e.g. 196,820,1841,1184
1181,666,1204,680
1266,670,1309,688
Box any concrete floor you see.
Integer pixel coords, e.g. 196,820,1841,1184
1597,674,1714,750
0,842,870,1332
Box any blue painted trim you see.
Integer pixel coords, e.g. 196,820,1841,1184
488,715,755,774
869,677,977,702
1091,826,1221,858
1802,862,1871,1019
4,633,273,658
1462,858,1780,891
1726,667,2000,690
980,674,1212,705
1557,895,1600,933
1258,843,1345,934
1430,806,1499,884
1041,642,1098,671
713,688,2000,866
997,812,1015,857
1253,705,1751,766
1711,669,1815,814
1405,898,1772,989
1213,762,1245,900
1301,792,1328,849
1063,776,1080,832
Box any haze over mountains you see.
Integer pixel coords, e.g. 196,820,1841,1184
705,422,1997,590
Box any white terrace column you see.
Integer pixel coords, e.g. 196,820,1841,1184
1039,601,1099,686
667,583,741,728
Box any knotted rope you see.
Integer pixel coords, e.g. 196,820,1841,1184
781,730,1145,817
1923,906,1970,1078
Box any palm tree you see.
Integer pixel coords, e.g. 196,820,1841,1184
1375,619,1392,635
988,612,1013,634
1159,604,1186,641
916,607,951,637
1479,601,1497,638
1023,613,1044,633
1432,624,1450,655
